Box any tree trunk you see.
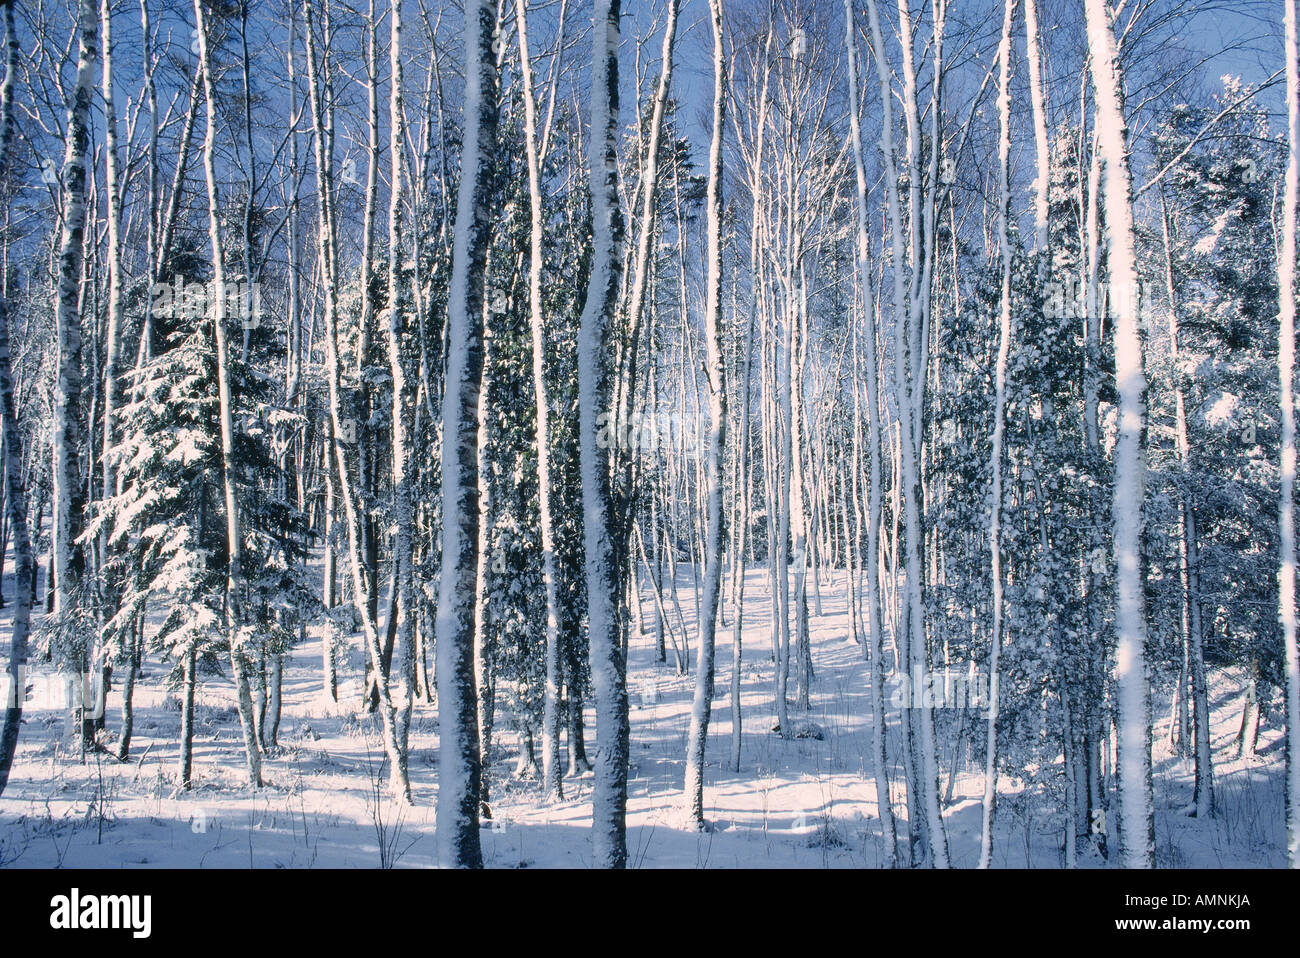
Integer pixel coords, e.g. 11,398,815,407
385,0,415,788
179,644,196,789
514,0,566,803
580,0,630,869
53,0,96,750
843,0,896,865
97,0,125,741
863,0,949,868
435,0,498,869
0,0,35,797
1280,0,1300,870
683,0,727,831
979,0,1016,870
1084,0,1153,868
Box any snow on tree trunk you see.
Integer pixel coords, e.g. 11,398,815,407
844,0,896,866
95,0,126,738
0,0,35,798
115,0,161,762
99,0,124,547
1080,131,1110,858
1280,0,1300,871
1084,0,1154,869
51,0,96,750
1023,0,1050,252
385,0,414,782
776,237,794,737
471,317,494,810
683,0,727,831
436,0,498,869
614,0,678,454
979,0,1016,870
580,0,630,869
791,273,812,712
864,0,949,868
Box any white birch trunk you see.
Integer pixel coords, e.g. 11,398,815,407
683,0,727,831
615,0,678,447
99,0,123,529
580,0,630,869
93,0,127,734
844,0,897,865
436,0,497,868
52,0,96,747
386,0,415,776
1279,0,1300,870
1084,0,1153,868
1159,192,1212,815
513,0,565,802
863,0,949,867
979,0,1016,869
1023,0,1050,252
0,0,35,796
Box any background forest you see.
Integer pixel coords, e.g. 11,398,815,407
0,0,1298,870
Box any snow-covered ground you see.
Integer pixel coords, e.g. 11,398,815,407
0,557,1286,868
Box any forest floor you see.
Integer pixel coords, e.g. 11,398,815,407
0,557,1287,868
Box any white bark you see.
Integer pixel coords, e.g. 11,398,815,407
1279,0,1300,871
513,0,565,803
52,0,96,748
844,0,896,866
0,0,35,798
683,0,727,831
386,0,415,775
580,0,630,869
52,0,95,621
615,0,679,448
979,0,1016,870
436,0,497,869
863,0,949,868
99,0,124,533
1159,191,1211,816
1084,0,1153,869
1023,0,1050,252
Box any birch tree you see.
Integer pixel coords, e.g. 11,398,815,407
1023,0,1049,253
94,0,126,734
1279,0,1300,871
580,0,630,869
1084,0,1153,869
683,0,727,831
436,0,498,869
513,0,566,802
0,0,34,799
51,0,96,748
843,0,896,866
385,0,415,776
614,0,679,472
979,0,1016,870
862,0,949,868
